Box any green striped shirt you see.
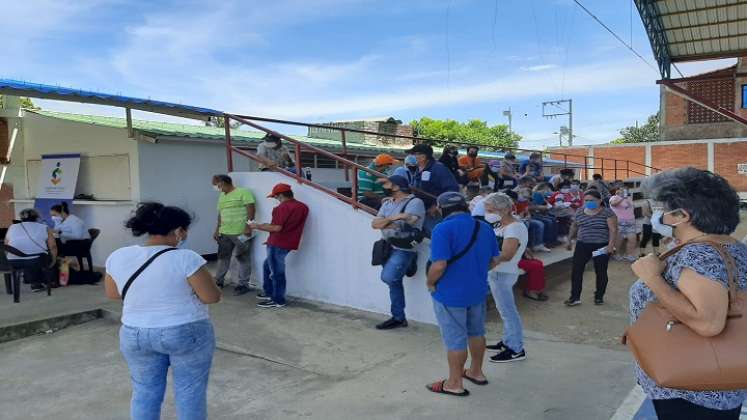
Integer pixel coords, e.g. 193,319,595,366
357,164,384,199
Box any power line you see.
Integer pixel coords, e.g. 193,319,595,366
491,0,499,51
571,0,658,73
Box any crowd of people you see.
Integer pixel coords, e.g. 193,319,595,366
6,140,746,419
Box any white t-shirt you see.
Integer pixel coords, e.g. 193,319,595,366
106,245,208,328
5,222,49,260
493,219,528,274
55,214,90,242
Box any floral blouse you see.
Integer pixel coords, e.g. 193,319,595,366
629,242,747,410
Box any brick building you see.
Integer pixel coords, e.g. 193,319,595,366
308,117,413,147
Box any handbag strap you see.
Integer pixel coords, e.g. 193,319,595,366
447,220,481,265
660,238,740,311
121,247,178,301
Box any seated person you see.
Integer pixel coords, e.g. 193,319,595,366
516,188,550,253
530,183,560,247
458,146,485,186
518,248,548,301
50,202,90,254
4,209,58,291
483,157,518,192
547,181,580,241
469,186,494,221
520,152,544,182
256,134,294,171
548,168,575,191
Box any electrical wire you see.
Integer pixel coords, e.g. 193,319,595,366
491,0,499,51
571,0,658,73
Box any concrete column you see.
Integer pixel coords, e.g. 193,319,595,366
587,147,594,180
644,144,652,176
707,142,715,172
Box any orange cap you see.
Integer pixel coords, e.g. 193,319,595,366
267,183,292,197
374,154,397,166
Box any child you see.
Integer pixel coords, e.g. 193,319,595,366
609,190,637,261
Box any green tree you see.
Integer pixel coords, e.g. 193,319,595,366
612,113,659,144
20,97,40,110
410,117,521,149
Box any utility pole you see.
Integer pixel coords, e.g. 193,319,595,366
502,107,512,135
542,99,573,146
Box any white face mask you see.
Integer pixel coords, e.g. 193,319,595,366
651,210,683,238
213,185,221,192
485,212,502,224
51,216,63,224
560,188,570,194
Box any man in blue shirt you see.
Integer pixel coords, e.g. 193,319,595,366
425,192,500,397
406,144,459,237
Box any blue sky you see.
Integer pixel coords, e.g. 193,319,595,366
2,0,735,148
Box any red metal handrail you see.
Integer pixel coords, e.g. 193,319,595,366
230,113,660,181
225,114,439,215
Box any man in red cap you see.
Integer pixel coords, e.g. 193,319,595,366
248,183,309,308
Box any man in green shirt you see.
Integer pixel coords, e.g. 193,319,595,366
357,154,397,210
213,174,256,296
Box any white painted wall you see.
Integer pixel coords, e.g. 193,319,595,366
231,172,437,324
138,140,255,256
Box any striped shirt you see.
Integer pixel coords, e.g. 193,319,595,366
357,164,384,199
575,208,615,244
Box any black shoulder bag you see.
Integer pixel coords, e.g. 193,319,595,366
371,197,421,266
426,220,482,274
121,248,178,301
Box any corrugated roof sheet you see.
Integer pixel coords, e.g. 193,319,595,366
30,110,412,155
0,79,222,120
638,0,747,64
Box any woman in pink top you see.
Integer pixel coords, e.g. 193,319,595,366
609,190,637,262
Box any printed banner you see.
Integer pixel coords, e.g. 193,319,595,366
34,153,80,226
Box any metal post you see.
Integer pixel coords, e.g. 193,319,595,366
341,130,349,182
614,160,618,180
351,165,359,205
564,154,568,169
295,143,302,181
584,156,588,180
626,160,630,179
601,158,605,179
568,99,573,147
125,108,134,138
224,115,233,172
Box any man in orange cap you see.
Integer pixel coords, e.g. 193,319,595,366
357,153,398,210
248,183,309,308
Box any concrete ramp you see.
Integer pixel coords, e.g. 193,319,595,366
231,172,437,324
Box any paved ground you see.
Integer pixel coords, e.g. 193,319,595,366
2,213,744,419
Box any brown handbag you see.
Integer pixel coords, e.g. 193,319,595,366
623,239,747,391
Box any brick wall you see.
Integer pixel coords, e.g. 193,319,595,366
593,146,646,180
0,183,14,227
663,90,686,127
714,142,747,192
651,143,708,170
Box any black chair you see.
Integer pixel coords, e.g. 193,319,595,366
1,244,52,303
60,228,100,272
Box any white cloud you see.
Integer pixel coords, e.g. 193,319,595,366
520,64,560,72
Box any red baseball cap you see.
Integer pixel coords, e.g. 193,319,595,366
267,183,292,197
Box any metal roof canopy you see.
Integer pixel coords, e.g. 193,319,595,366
635,0,747,79
0,79,222,120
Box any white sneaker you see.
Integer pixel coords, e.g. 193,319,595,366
533,245,551,252
558,235,569,243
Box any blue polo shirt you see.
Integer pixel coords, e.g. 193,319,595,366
415,159,459,208
430,213,500,307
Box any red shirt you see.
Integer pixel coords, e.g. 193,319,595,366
267,199,309,251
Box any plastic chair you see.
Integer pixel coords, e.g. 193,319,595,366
61,228,100,272
1,244,51,303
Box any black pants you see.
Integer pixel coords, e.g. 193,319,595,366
640,223,661,249
653,399,741,420
570,241,609,300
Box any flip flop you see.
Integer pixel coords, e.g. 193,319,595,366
426,380,470,397
463,370,489,386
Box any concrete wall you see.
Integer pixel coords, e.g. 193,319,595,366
138,139,255,256
231,171,437,325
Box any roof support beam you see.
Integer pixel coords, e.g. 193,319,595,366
125,108,134,138
663,16,746,32
635,0,672,79
658,79,747,129
667,33,747,46
656,1,747,19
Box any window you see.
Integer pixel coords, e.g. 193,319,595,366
742,85,747,109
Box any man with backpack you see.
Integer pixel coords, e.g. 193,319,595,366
371,175,426,330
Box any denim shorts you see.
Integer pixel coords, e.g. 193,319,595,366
432,299,487,351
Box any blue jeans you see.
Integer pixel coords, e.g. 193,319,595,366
380,249,417,321
119,320,215,420
533,214,558,244
488,272,524,353
524,219,545,248
263,245,291,305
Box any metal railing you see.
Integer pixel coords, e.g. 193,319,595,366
229,114,660,180
222,114,660,214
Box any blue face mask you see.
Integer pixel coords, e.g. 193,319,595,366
585,201,599,210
